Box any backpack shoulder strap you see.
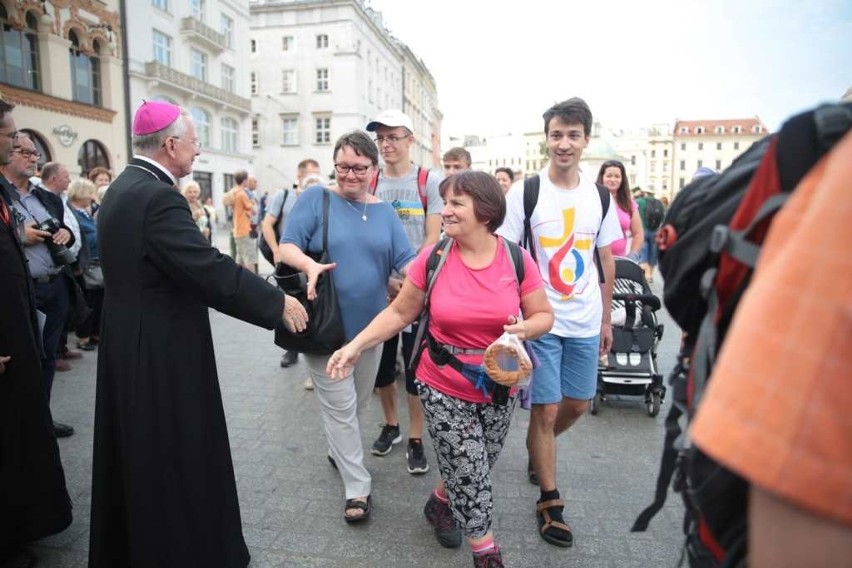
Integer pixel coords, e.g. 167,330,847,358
593,183,610,284
409,237,452,371
522,175,540,263
417,166,429,211
501,238,525,288
369,169,380,194
279,189,289,214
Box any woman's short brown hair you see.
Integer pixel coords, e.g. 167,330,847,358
438,171,506,233
87,166,112,184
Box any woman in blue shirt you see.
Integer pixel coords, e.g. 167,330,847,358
69,178,102,351
280,131,415,523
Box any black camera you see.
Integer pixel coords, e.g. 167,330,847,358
37,218,77,267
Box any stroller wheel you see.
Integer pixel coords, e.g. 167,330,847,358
646,391,661,417
590,392,602,416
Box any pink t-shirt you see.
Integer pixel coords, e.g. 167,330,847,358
610,199,637,257
409,237,544,403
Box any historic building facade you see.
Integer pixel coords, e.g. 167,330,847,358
0,0,125,178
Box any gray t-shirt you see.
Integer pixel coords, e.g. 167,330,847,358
268,188,298,241
372,166,443,250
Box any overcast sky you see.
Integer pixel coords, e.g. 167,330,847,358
367,0,851,137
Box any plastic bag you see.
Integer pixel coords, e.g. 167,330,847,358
483,331,533,388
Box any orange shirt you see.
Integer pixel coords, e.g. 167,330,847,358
232,188,253,238
692,130,852,526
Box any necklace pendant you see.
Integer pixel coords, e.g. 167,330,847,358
361,214,367,221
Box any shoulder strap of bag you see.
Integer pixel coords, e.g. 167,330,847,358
369,169,379,194
321,188,330,259
409,237,453,370
417,166,429,211
522,175,540,263
594,182,611,284
501,237,525,288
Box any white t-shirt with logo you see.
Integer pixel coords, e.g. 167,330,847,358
497,169,621,338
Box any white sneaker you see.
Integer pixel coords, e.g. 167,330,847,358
303,377,314,390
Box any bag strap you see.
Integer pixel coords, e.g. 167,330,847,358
522,175,540,263
416,166,429,212
320,188,330,259
501,237,525,289
594,182,610,284
409,237,453,371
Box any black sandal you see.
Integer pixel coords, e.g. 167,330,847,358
343,496,371,523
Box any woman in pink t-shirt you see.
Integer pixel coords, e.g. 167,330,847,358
597,160,643,260
327,171,553,566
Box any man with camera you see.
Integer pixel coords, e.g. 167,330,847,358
0,133,77,438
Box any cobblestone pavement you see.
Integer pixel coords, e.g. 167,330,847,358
33,260,686,567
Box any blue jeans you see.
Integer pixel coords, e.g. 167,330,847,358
33,276,69,404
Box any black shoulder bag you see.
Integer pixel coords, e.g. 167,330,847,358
273,189,345,355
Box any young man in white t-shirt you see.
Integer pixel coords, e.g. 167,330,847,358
497,97,620,549
365,109,443,475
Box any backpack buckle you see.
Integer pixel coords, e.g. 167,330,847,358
699,268,717,299
709,225,729,254
814,103,852,149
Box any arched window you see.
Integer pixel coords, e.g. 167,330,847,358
0,7,41,89
221,117,237,152
21,129,51,171
77,139,110,175
69,31,102,105
190,107,210,147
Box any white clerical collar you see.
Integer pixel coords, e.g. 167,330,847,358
133,155,178,186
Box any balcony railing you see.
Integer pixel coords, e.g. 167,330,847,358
145,61,250,112
180,17,227,52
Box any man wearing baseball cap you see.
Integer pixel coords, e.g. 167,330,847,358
365,109,443,475
89,100,307,567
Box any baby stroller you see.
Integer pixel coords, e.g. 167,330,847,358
590,258,665,417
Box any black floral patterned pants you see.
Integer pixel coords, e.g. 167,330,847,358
417,381,517,538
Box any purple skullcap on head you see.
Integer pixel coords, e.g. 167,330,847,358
132,99,180,136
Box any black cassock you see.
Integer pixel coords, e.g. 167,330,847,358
0,180,72,551
89,159,285,567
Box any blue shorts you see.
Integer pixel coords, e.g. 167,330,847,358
641,232,658,266
528,334,600,404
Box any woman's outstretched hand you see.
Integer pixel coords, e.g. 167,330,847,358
326,344,361,379
305,261,337,301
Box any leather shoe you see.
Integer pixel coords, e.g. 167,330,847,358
61,348,83,360
53,422,75,438
280,350,298,368
76,341,96,351
55,358,72,372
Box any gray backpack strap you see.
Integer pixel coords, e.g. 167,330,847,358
409,237,453,370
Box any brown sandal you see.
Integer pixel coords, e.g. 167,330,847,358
536,499,573,547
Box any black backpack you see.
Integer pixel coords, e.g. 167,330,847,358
632,102,852,567
259,189,289,265
522,175,610,283
643,197,665,231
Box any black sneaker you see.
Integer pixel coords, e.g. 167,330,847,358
423,493,462,548
406,439,429,474
371,423,401,456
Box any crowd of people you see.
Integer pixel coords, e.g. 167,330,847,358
3,93,846,568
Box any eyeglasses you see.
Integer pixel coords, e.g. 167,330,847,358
0,130,18,140
13,148,41,159
333,163,371,176
374,135,409,145
168,137,202,150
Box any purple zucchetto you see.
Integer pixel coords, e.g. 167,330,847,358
132,99,180,136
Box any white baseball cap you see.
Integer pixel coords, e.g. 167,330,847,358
366,109,414,133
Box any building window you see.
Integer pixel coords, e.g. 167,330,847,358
190,48,207,81
282,117,298,145
69,31,101,106
152,29,171,66
251,117,259,147
680,160,685,171
752,125,762,134
250,72,257,95
0,8,41,90
715,159,722,170
733,125,742,134
152,0,169,11
316,34,328,49
190,0,205,21
77,139,110,175
679,127,689,134
650,149,656,158
316,69,329,92
715,125,724,134
221,117,238,153
221,64,235,92
716,142,722,150
190,107,210,147
282,35,294,51
734,141,740,150
663,149,669,157
697,159,703,169
220,14,233,49
680,177,685,189
250,39,256,53
282,69,296,93
223,173,234,191
630,155,636,166
698,142,704,151
314,117,330,144
680,142,686,151
696,126,704,134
